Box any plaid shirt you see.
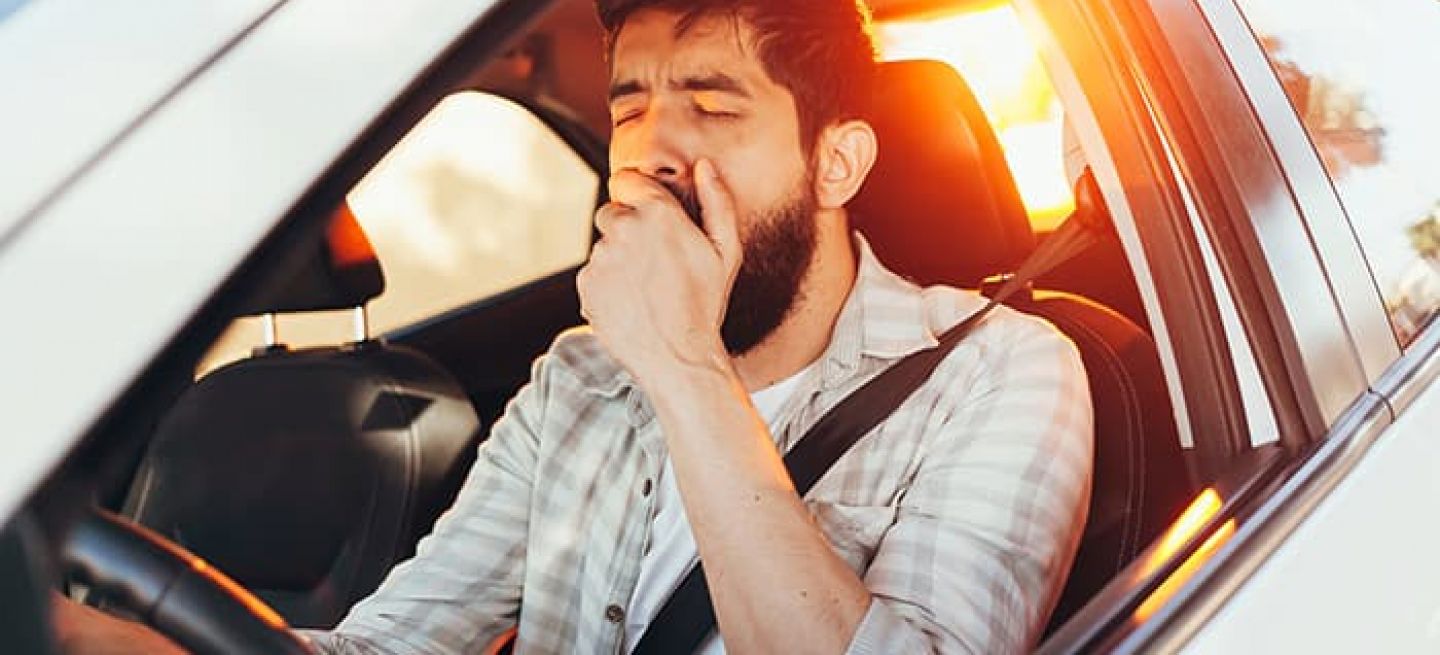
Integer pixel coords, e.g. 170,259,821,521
308,236,1093,654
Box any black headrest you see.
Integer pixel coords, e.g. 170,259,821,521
851,59,1035,288
240,203,386,316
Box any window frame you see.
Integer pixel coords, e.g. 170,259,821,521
1201,0,1402,389
1022,0,1390,647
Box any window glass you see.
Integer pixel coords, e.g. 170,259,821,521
200,92,597,375
1236,0,1440,345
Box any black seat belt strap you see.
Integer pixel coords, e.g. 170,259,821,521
633,171,1107,655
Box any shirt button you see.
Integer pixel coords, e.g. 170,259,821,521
641,478,653,497
605,604,626,623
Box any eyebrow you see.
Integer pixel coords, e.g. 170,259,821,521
608,73,752,102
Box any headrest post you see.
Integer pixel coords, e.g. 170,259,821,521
261,314,279,347
352,306,370,343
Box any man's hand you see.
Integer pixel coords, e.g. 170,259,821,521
577,159,743,385
50,593,188,654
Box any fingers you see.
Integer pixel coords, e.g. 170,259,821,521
608,168,681,213
592,201,634,240
694,158,742,267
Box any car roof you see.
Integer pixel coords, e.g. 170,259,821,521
0,1,288,246
0,0,505,523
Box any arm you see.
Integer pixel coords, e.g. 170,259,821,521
649,319,1092,654
646,359,873,654
305,353,550,654
50,594,189,655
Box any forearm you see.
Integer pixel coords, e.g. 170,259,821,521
643,361,870,655
51,595,189,655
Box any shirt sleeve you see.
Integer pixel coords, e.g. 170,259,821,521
303,353,553,655
846,317,1095,654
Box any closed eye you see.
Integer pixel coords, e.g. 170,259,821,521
612,110,644,128
695,106,741,121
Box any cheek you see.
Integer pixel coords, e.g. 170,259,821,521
712,146,810,216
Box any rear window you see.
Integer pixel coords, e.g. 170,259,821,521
1236,0,1440,345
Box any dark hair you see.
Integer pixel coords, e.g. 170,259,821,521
597,0,878,152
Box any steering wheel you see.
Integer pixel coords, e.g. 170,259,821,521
62,508,315,655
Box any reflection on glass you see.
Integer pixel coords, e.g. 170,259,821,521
1236,0,1440,345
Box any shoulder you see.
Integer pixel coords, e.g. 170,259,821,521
919,284,1085,379
533,326,630,397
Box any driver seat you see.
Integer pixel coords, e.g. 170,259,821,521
122,204,482,628
851,60,1196,635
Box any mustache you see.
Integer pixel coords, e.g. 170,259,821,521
659,179,705,228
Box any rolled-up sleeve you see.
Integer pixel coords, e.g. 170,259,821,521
846,318,1094,654
304,354,554,655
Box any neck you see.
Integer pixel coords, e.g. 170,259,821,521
731,221,857,392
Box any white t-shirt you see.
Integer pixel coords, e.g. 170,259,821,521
623,365,812,654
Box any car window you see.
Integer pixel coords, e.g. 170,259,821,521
199,91,597,374
1235,0,1440,346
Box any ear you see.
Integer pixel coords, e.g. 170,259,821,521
812,119,879,211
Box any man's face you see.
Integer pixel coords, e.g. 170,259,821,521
608,9,820,355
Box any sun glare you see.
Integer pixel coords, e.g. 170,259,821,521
878,5,1076,230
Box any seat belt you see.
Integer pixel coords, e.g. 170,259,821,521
633,171,1107,655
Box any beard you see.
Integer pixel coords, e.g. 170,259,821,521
662,175,819,356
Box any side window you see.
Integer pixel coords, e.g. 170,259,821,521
1235,0,1440,345
200,92,597,374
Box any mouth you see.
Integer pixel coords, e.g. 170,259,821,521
660,179,704,228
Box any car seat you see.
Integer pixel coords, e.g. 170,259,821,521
121,204,482,628
850,59,1195,634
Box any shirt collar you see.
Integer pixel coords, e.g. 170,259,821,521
815,232,940,389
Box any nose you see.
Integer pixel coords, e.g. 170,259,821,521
612,104,689,186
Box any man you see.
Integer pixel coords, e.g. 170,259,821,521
54,0,1092,652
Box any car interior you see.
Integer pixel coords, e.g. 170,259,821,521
4,0,1235,651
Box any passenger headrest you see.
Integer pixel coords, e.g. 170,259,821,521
850,59,1035,288
239,203,386,316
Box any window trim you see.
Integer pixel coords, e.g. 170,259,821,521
1197,0,1401,394
1116,0,1372,434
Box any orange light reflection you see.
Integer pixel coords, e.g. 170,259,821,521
878,6,1076,230
1133,519,1238,622
190,558,289,630
1143,487,1224,573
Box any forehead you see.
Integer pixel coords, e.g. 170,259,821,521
610,10,772,88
